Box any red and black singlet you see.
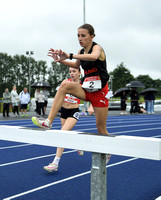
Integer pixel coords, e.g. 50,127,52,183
80,42,109,89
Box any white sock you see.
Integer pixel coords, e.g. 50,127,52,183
53,157,60,165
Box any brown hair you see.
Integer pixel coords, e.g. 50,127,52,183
78,24,95,37
69,67,81,72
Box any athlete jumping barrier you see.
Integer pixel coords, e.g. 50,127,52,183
1,125,161,200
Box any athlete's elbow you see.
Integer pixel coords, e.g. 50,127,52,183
91,54,99,61
91,55,98,61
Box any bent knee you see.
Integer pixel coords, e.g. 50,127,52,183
59,81,71,92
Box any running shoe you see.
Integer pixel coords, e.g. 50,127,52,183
106,154,111,164
44,163,58,172
32,116,52,129
77,150,84,156
25,113,28,116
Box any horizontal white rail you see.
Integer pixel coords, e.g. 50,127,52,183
0,125,161,160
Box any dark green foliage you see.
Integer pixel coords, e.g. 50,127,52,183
0,53,69,97
110,62,134,92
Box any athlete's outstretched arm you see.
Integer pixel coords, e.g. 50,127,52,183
48,48,80,69
48,45,102,63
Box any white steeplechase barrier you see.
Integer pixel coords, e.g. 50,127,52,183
1,125,161,200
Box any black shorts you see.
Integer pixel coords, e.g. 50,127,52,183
20,104,27,110
60,107,80,120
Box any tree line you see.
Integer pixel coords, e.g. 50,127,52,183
0,53,161,98
0,53,69,98
109,62,161,97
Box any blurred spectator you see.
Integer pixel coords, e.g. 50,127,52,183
3,88,11,117
42,87,50,115
35,89,45,116
19,88,30,116
146,92,155,114
120,91,127,115
11,86,20,116
34,88,40,114
130,88,139,114
144,93,148,111
137,104,147,114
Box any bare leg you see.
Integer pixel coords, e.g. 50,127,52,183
44,117,78,171
55,118,78,158
48,81,86,124
93,107,109,135
21,109,23,115
44,106,46,114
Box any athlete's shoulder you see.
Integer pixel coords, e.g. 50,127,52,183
93,42,102,49
62,79,70,83
93,41,98,46
79,48,84,54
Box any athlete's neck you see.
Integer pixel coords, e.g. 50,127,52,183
84,41,93,54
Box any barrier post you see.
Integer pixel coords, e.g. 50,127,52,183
91,153,107,200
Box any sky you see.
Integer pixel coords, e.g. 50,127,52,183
0,0,161,80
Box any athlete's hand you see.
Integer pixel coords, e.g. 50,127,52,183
57,49,69,62
48,48,59,62
48,48,69,62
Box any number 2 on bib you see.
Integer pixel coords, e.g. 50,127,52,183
82,76,101,92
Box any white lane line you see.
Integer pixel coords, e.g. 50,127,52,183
107,122,161,129
3,158,137,200
110,127,161,135
52,121,161,130
1,117,161,126
1,118,161,131
153,135,161,138
0,150,76,167
77,121,161,128
0,144,32,150
68,120,161,128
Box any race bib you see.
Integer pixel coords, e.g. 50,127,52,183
64,94,80,104
82,76,101,92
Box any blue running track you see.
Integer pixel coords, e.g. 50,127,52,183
1,114,161,200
